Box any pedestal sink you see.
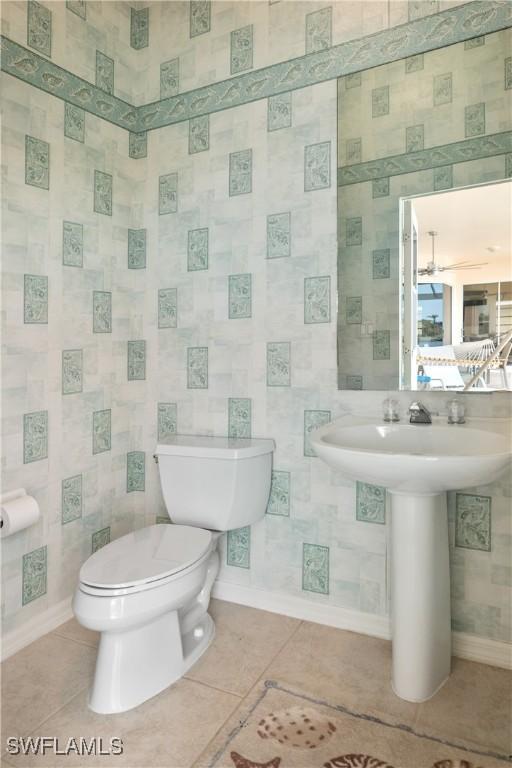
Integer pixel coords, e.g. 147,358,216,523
311,415,511,702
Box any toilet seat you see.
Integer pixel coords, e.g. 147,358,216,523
79,524,212,594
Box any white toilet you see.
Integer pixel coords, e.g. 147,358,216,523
73,434,274,714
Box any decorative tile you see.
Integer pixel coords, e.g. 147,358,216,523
64,103,84,142
159,173,178,214
187,347,208,389
228,398,251,438
267,470,290,516
25,135,49,190
302,543,329,594
92,527,110,553
23,410,48,463
227,527,250,568
465,36,485,49
62,474,82,524
63,222,83,267
346,375,363,389
128,228,146,269
158,288,177,328
127,451,145,492
3,4,510,135
267,342,291,387
96,51,114,95
455,493,491,551
161,58,179,99
373,330,391,360
506,153,512,179
92,291,112,333
188,227,209,271
372,86,389,118
305,6,332,54
304,276,330,324
372,248,390,279
304,141,331,191
127,340,146,381
189,115,209,154
406,124,424,153
231,25,253,75
304,410,330,457
24,274,48,323
408,0,439,21
356,481,386,524
268,92,292,132
92,409,111,455
372,177,389,198
62,349,83,394
346,296,362,325
433,164,453,191
338,134,512,187
346,217,362,246
66,1,86,20
346,138,362,164
229,149,252,196
190,0,211,38
345,72,361,89
131,7,149,50
27,1,51,57
465,102,485,137
405,53,424,73
129,130,147,159
267,212,291,259
22,546,47,605
0,38,125,131
229,274,252,319
433,72,452,106
93,170,112,216
157,402,177,441
506,57,512,90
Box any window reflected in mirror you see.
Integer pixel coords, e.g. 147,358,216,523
401,180,512,392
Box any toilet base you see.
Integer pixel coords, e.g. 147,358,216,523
88,611,215,714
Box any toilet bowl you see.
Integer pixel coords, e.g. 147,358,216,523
74,434,274,713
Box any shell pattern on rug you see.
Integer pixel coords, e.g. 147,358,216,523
230,751,281,768
256,706,337,749
324,755,395,768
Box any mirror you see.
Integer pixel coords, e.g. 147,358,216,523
401,181,512,391
336,28,512,391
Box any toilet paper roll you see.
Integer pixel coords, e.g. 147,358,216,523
1,494,40,538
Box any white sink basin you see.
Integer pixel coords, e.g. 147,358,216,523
311,416,511,495
311,414,511,703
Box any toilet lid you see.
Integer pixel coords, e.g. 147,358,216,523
79,524,212,589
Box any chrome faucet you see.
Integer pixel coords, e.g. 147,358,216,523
409,401,432,424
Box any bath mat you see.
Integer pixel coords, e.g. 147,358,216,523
195,681,510,768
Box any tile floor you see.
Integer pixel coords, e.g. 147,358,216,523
1,599,511,767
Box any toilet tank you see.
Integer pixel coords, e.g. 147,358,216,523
155,435,274,530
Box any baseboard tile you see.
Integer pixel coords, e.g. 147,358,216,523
213,580,512,670
3,584,510,670
1,597,73,661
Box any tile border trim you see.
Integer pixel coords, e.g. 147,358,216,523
2,2,511,134
338,131,512,185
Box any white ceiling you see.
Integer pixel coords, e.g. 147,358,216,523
412,181,512,281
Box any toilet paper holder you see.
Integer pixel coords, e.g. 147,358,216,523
0,488,27,530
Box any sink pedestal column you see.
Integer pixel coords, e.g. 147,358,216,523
390,491,451,702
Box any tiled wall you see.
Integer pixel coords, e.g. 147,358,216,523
1,2,148,635
337,29,512,389
2,0,511,646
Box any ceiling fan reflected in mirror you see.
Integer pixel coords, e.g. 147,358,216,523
418,230,488,277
